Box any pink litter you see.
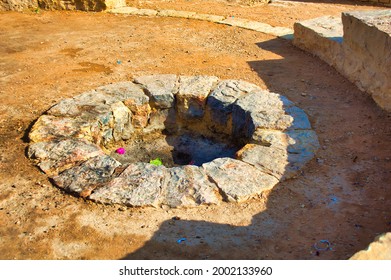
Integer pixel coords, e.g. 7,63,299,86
116,147,126,155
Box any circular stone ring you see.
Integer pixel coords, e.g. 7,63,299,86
28,75,319,208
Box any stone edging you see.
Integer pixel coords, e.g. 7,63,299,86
27,75,319,208
106,6,294,39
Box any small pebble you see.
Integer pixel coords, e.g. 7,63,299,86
161,205,171,211
316,158,324,164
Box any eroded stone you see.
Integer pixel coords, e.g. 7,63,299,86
32,101,132,148
252,129,319,155
111,102,133,141
97,82,151,128
47,91,119,117
203,158,278,202
236,144,314,180
177,75,219,119
134,74,177,109
28,139,104,176
206,80,262,133
52,155,121,197
29,115,96,143
163,165,221,207
89,163,166,207
232,91,303,140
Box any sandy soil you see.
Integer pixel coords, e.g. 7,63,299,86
0,0,391,260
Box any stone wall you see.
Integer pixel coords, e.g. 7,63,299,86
294,10,391,112
357,0,391,7
0,0,125,11
341,10,391,110
1,0,37,11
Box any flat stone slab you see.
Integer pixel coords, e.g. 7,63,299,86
107,7,293,39
203,158,279,202
293,16,343,69
28,74,319,208
89,163,167,207
219,17,293,38
163,165,221,207
232,91,298,139
28,139,104,176
52,155,121,197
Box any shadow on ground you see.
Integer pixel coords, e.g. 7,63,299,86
122,37,391,260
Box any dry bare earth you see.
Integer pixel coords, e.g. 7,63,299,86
1,0,391,259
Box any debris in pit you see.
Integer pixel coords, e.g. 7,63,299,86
116,147,126,155
150,157,163,166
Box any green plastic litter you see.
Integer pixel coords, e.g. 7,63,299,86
150,158,163,166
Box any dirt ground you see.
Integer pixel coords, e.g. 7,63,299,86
1,0,391,260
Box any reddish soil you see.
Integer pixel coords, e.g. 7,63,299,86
0,0,390,260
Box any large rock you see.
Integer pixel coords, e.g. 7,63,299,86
350,232,391,260
29,115,97,143
231,91,296,140
28,138,103,176
96,82,151,129
176,75,219,119
32,101,132,148
236,143,315,181
89,163,166,207
203,158,278,202
47,90,134,144
134,74,177,109
48,91,119,117
206,80,261,134
162,166,221,207
252,129,319,155
52,155,121,197
95,82,146,104
90,163,221,208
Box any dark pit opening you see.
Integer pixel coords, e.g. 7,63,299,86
111,131,241,168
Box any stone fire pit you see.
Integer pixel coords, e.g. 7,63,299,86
27,75,319,208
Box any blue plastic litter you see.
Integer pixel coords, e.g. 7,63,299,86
177,238,187,244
